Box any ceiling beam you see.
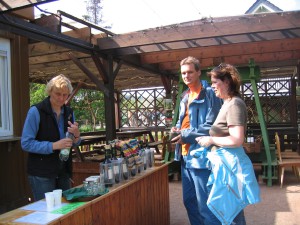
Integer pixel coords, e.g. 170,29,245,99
98,28,300,56
141,38,300,64
0,14,98,54
97,11,300,50
29,51,90,65
68,52,109,97
159,50,300,72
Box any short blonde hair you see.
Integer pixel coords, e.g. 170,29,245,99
180,56,201,71
45,74,73,95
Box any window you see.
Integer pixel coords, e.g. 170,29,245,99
0,38,13,136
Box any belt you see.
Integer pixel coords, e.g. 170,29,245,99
210,145,220,151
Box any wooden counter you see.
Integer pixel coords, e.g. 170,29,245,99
0,164,170,225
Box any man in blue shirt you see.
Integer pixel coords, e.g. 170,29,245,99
171,56,222,225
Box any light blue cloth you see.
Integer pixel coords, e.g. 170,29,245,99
206,147,261,225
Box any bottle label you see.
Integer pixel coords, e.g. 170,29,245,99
123,164,128,173
108,168,113,179
114,165,119,174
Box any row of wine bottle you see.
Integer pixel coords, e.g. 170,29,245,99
100,140,155,188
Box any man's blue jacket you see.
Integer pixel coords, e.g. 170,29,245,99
174,80,223,169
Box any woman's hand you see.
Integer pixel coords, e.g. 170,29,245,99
67,121,80,139
53,138,73,151
195,136,213,147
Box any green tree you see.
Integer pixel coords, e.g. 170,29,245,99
29,83,47,105
72,89,105,131
29,83,105,132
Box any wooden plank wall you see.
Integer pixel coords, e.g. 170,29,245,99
61,165,170,225
0,31,32,213
72,161,100,187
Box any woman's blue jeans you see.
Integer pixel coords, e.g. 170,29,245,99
28,174,71,201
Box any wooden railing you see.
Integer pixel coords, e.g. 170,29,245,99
119,127,169,142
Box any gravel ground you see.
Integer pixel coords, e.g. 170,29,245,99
169,168,300,225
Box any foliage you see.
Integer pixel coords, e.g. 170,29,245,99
83,0,103,24
29,83,105,132
29,83,47,106
71,89,105,131
82,0,112,29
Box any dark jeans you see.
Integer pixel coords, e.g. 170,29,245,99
181,156,246,225
28,173,71,201
181,158,220,225
232,210,246,225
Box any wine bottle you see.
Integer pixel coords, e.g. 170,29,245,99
59,132,74,161
103,145,114,187
111,143,120,183
120,151,129,180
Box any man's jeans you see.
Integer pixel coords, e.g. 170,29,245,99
28,174,71,201
181,158,220,225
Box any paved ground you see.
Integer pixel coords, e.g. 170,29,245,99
169,169,300,225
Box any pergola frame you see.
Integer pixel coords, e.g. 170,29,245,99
0,1,299,146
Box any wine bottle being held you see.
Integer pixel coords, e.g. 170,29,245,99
59,132,74,161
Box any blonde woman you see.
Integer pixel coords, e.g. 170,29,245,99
21,74,81,201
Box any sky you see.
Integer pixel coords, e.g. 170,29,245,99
35,0,300,34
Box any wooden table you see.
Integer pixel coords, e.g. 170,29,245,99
80,135,106,149
0,164,170,225
73,135,106,162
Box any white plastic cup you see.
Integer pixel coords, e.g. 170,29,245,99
45,192,55,209
53,189,62,206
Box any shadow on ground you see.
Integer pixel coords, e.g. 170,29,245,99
169,169,300,225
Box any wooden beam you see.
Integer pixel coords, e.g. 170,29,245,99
29,42,70,56
29,27,99,56
29,51,89,65
112,60,123,81
101,28,300,56
159,50,300,71
57,10,115,37
161,75,171,93
0,0,56,11
141,38,300,64
0,14,97,54
65,82,84,105
68,52,109,97
91,54,109,83
34,14,60,32
97,11,300,50
29,59,144,77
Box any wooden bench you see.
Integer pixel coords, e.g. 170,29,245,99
148,140,163,154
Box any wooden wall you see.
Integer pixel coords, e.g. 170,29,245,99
0,31,32,213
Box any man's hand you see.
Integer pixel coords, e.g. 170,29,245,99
171,134,182,144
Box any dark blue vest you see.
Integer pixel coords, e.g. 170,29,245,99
27,97,74,178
